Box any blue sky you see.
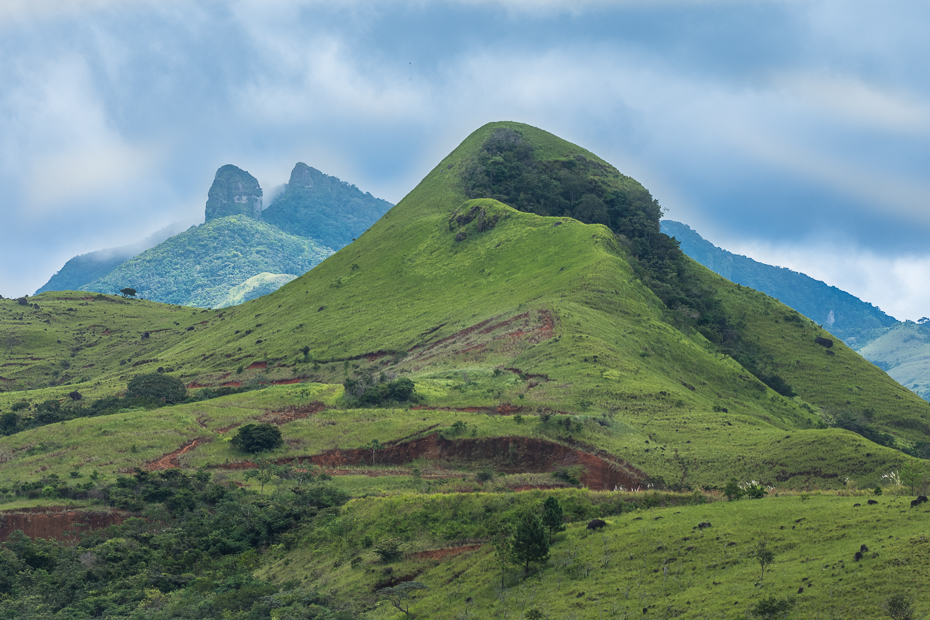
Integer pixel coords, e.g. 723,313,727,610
2,0,929,320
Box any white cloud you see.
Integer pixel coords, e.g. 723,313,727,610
0,54,163,215
774,73,930,135
721,238,930,322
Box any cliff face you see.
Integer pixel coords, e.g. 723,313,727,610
204,164,263,221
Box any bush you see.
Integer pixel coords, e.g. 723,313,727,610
374,537,403,563
343,374,418,407
125,373,187,404
231,423,283,453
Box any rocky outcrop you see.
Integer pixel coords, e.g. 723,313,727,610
204,164,263,221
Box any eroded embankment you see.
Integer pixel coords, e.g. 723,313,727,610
225,434,645,491
0,507,129,542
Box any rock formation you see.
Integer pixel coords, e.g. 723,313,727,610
204,164,263,221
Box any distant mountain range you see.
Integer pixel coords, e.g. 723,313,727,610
36,163,392,307
662,220,930,400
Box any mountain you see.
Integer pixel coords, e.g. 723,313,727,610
262,162,392,249
79,215,331,308
38,163,392,308
661,220,930,403
34,221,190,294
858,320,930,401
660,220,898,344
3,122,930,618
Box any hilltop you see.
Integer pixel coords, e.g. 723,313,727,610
2,122,929,619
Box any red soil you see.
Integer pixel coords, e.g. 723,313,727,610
219,434,645,491
247,361,267,369
145,438,207,470
0,507,129,542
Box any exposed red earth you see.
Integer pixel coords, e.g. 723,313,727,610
0,507,129,542
221,434,645,491
145,438,207,471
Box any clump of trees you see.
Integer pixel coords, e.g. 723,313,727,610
343,372,418,407
231,423,283,453
126,373,187,404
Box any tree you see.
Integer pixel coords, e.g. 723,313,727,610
749,596,795,619
541,496,565,543
378,581,427,616
752,541,775,582
119,288,137,298
231,423,283,453
899,460,930,495
125,373,187,404
724,478,744,501
882,593,914,620
510,510,550,575
243,459,284,495
491,530,512,588
365,438,384,465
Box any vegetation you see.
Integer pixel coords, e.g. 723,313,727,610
3,121,930,618
81,215,332,308
231,423,284,453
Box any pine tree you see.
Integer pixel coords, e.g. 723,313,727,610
510,510,550,575
541,496,565,543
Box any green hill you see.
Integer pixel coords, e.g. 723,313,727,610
2,121,929,619
79,215,332,308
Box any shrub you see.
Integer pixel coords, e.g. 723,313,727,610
125,373,187,404
231,423,283,453
374,537,403,563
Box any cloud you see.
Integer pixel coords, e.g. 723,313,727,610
774,73,930,135
722,238,930,323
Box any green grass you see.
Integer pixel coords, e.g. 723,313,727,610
257,490,929,619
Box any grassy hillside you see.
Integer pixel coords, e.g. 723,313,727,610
2,121,929,618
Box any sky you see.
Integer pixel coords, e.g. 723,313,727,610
2,0,929,321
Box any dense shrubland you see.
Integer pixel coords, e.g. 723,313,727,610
0,468,351,619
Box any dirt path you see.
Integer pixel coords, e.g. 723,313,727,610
146,438,207,470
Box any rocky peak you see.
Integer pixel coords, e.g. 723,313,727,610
287,162,317,189
205,164,263,221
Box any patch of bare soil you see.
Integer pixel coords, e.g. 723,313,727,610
259,402,326,425
145,438,207,470
218,434,644,490
405,309,556,368
0,507,129,542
